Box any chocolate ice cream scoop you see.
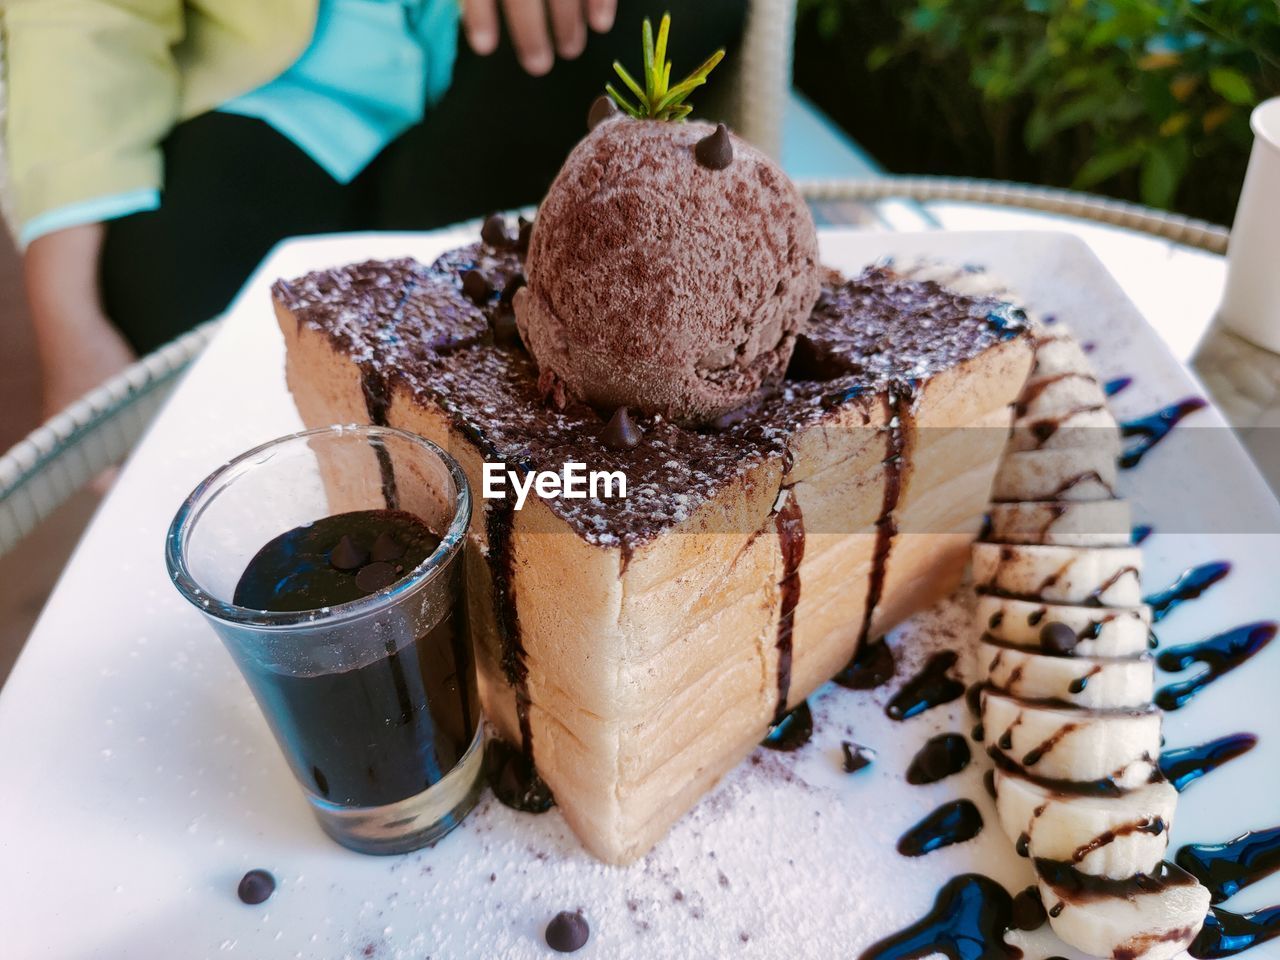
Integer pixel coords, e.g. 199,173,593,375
515,119,820,424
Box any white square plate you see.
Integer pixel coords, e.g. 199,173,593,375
1,229,1276,959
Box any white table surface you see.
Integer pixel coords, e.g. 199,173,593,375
2,215,1270,960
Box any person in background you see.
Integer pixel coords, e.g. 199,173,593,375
3,0,743,417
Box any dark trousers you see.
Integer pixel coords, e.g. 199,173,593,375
103,1,745,353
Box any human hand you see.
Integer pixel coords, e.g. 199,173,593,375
24,223,136,419
463,0,617,76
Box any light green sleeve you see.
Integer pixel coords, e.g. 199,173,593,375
2,0,184,231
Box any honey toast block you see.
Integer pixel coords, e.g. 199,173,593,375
272,237,1034,863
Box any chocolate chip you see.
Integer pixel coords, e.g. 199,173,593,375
491,308,522,349
500,273,526,307
237,869,275,905
1040,621,1079,655
1010,886,1046,930
694,123,734,170
545,911,590,953
329,534,368,571
481,213,514,248
370,531,405,562
600,407,642,450
587,94,620,130
841,740,875,773
517,217,534,254
355,561,398,593
461,269,492,304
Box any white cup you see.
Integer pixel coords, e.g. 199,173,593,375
1218,97,1280,354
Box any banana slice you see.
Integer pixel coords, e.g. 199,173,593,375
975,317,1210,957
987,500,1132,547
994,448,1119,502
981,689,1161,786
977,595,1151,657
1028,327,1093,378
1009,406,1123,454
981,640,1154,709
1016,371,1110,420
972,542,1143,606
1038,860,1211,960
994,770,1176,878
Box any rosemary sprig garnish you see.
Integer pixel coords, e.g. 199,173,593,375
605,13,725,121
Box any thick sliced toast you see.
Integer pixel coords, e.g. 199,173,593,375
272,231,1033,863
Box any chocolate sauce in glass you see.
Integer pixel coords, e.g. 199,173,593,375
772,491,806,723
1159,733,1258,793
858,873,1019,960
231,510,476,807
1145,561,1231,623
1177,827,1280,905
1155,622,1277,710
1119,397,1207,469
886,651,965,721
897,800,984,856
906,734,972,785
761,700,813,752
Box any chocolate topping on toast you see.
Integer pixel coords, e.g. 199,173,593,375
272,242,1026,554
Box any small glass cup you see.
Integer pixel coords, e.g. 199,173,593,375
166,424,482,855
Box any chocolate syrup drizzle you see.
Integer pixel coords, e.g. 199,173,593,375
1071,816,1167,864
483,497,554,812
1014,371,1098,416
772,490,806,723
1104,376,1133,397
1145,560,1232,623
897,800,984,857
1159,733,1258,793
856,389,914,651
986,745,1138,798
835,638,895,690
1177,827,1280,904
886,651,965,721
978,559,1137,608
1119,397,1208,469
858,874,1019,960
1035,857,1200,903
1191,905,1280,958
1155,622,1277,710
359,366,401,509
761,700,813,752
906,734,971,785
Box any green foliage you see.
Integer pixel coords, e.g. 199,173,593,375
799,0,1280,213
606,13,725,121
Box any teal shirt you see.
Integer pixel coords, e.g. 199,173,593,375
220,0,459,184
20,0,460,246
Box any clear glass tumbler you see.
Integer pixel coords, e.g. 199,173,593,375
166,424,482,854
